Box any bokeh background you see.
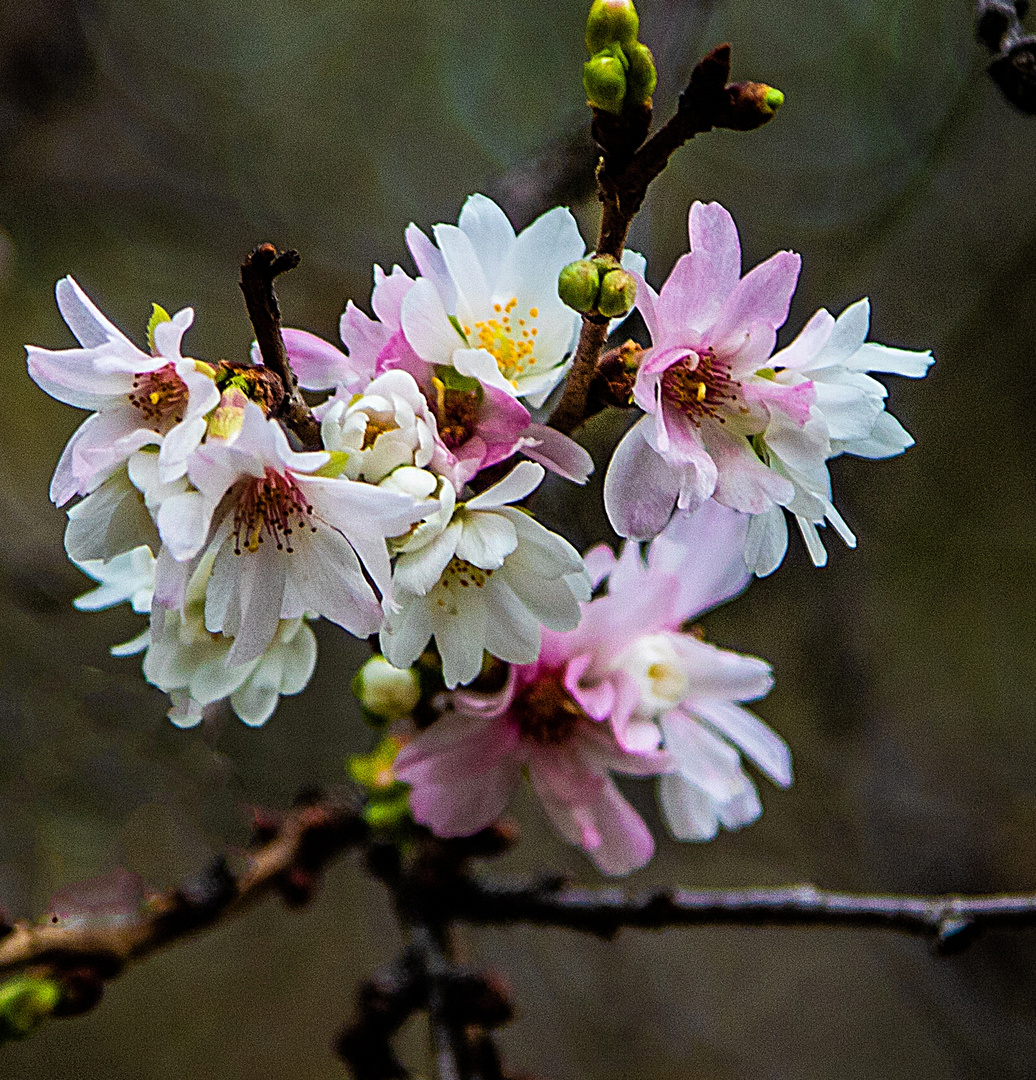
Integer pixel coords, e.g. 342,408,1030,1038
0,0,1034,1076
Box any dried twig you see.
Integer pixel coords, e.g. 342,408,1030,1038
454,877,1036,947
0,795,367,981
239,243,324,448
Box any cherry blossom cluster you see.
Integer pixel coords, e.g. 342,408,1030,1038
29,191,931,872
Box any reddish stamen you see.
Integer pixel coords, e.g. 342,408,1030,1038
128,363,188,425
512,672,587,746
660,352,739,424
233,468,315,555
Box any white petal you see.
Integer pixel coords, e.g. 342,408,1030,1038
743,506,788,578
658,772,719,841
457,194,516,286
456,511,517,569
394,520,462,596
465,460,544,510
451,347,519,397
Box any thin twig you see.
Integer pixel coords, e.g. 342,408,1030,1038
455,878,1036,945
0,795,367,981
547,44,779,435
239,243,324,449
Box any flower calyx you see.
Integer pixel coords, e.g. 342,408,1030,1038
214,360,286,416
589,339,643,411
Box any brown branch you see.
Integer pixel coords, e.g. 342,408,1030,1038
976,1,1036,115
454,878,1036,947
547,44,780,435
239,243,324,449
0,794,368,982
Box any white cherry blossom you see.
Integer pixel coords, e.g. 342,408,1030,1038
381,461,590,688
27,277,219,505
143,544,317,728
155,401,432,664
399,195,585,406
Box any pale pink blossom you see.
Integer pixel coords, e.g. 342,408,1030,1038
604,201,807,541
395,501,791,869
28,277,220,506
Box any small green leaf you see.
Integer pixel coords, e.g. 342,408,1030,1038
146,303,172,355
312,451,350,478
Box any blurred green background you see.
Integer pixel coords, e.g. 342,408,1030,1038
1,0,1035,1076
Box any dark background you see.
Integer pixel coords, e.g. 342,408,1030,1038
1,1,1034,1076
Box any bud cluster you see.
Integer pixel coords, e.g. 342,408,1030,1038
583,0,657,114
557,254,638,318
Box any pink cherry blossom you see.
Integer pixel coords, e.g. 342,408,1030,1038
604,201,809,541
394,663,669,876
395,500,791,870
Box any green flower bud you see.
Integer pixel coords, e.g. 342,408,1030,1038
590,253,621,274
586,0,639,54
352,656,421,721
557,259,601,313
763,87,785,114
583,53,627,114
624,41,657,104
597,268,638,318
363,789,412,830
0,977,61,1041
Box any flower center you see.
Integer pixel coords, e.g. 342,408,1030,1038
512,672,586,746
660,352,738,424
233,468,315,555
361,417,399,449
430,381,480,450
464,298,540,385
128,363,188,425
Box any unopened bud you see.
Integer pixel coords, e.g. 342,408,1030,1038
558,259,601,313
207,385,248,440
0,976,61,1041
586,0,639,54
625,41,657,104
718,82,786,131
352,656,421,721
597,268,637,318
583,53,627,114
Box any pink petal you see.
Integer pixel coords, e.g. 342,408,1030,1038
564,653,614,721
649,500,750,620
520,423,594,484
688,201,742,299
280,329,355,391
741,377,816,426
708,251,802,354
701,426,795,514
